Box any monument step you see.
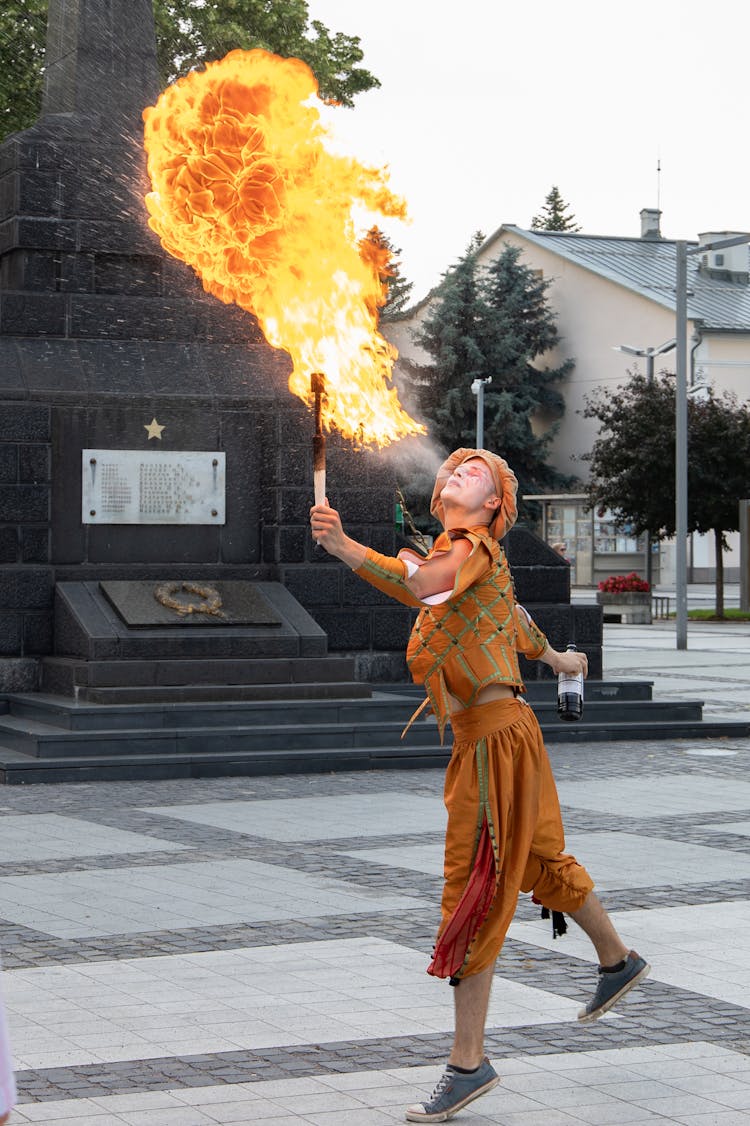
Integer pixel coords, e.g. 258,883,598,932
528,680,654,702
0,697,714,760
3,693,420,732
0,715,442,758
2,693,701,736
0,744,453,783
379,680,656,703
40,655,360,692
79,683,372,704
41,661,653,705
2,716,750,784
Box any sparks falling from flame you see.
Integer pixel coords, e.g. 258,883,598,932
142,48,424,446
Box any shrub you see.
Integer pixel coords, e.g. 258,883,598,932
598,572,650,593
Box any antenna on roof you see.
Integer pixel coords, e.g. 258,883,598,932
656,152,661,213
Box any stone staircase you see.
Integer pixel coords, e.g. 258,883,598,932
2,567,748,785
1,679,748,784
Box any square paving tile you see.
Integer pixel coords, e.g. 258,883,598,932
510,899,750,1009
344,832,750,889
555,774,750,818
0,814,190,863
342,842,444,875
141,794,447,842
563,831,750,889
703,819,750,837
0,858,428,938
3,938,583,1069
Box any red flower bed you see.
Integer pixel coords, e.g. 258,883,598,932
598,572,650,593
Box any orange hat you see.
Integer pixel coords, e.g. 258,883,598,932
430,447,518,539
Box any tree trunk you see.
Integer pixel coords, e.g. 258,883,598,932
714,527,725,618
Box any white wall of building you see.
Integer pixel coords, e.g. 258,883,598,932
475,232,680,477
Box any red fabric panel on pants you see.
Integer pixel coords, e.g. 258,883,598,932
427,815,496,979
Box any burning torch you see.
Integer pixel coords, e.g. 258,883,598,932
311,372,326,507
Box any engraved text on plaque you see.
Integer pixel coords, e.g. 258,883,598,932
82,450,226,525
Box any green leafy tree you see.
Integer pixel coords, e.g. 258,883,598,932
582,373,750,616
402,235,574,528
0,1,46,139
153,0,379,104
530,185,581,232
360,226,414,321
0,0,380,141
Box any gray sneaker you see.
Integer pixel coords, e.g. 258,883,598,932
578,949,650,1022
405,1058,499,1122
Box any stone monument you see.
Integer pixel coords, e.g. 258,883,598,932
0,0,406,699
0,0,600,722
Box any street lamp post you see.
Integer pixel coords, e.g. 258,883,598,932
675,242,689,649
471,377,492,448
674,233,750,650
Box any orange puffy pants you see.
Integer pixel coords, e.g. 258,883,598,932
428,697,594,980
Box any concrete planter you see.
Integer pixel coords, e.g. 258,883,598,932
596,591,652,624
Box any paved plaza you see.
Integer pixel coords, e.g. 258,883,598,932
3,616,750,1124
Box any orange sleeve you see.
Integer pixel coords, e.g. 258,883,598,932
355,532,494,609
514,603,548,659
355,548,424,608
410,531,495,605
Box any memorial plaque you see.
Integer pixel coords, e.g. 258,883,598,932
82,450,226,524
100,581,282,628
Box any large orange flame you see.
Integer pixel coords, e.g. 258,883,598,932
142,48,423,445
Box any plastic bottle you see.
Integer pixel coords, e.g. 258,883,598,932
557,643,584,721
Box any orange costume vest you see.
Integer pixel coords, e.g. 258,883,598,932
355,525,548,738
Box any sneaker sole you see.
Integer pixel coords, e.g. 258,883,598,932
404,1075,500,1122
577,962,651,1022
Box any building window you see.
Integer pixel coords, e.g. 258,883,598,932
594,512,644,554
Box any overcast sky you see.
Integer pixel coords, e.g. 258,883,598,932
308,0,749,302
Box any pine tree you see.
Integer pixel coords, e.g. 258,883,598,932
359,226,414,321
480,245,572,494
408,233,488,452
530,186,581,232
401,235,574,526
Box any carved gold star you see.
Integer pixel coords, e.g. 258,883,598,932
145,418,165,440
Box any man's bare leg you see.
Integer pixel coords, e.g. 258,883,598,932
405,965,500,1121
449,963,495,1069
568,891,650,1021
569,891,628,965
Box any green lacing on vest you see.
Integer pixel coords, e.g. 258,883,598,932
407,550,518,734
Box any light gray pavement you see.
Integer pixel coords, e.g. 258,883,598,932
2,602,750,1125
573,583,750,721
